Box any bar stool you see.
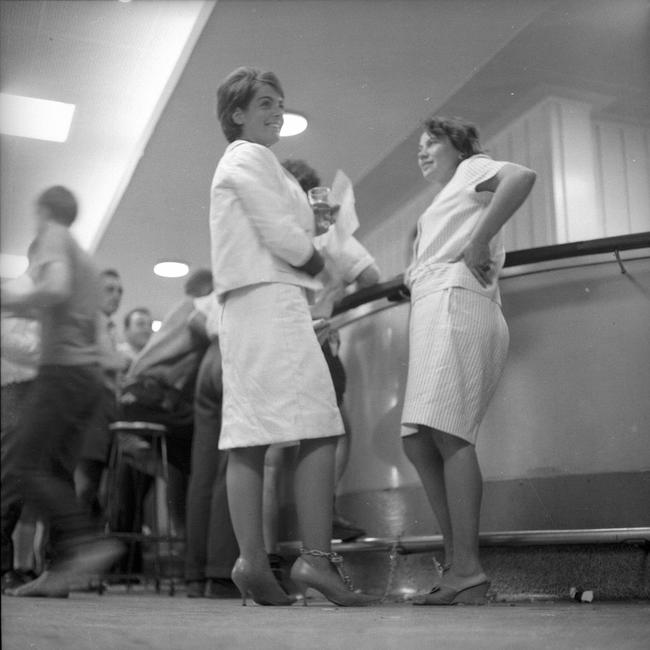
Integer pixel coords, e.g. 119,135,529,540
104,420,181,595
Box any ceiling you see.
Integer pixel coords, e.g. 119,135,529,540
1,0,648,325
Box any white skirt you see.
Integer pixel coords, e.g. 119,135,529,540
401,284,509,444
218,282,344,450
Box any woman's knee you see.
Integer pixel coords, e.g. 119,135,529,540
430,429,472,459
402,429,430,463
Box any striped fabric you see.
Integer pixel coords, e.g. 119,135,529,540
401,284,509,443
405,155,506,303
401,155,511,443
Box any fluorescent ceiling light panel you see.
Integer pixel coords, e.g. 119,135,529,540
0,93,75,143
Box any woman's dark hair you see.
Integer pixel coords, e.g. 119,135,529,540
281,159,321,194
217,66,284,143
36,185,78,226
423,115,483,159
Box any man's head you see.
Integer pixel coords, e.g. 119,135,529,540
184,269,213,298
281,159,321,194
123,307,153,353
100,269,123,317
36,186,78,227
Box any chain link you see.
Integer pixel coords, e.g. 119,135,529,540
299,547,355,591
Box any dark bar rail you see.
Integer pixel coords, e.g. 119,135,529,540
333,231,650,316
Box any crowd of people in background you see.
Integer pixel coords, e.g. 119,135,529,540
0,63,535,607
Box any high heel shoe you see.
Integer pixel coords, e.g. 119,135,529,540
231,558,297,606
412,577,490,606
290,548,380,607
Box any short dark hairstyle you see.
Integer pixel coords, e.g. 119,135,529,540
184,268,213,297
101,268,121,279
217,66,284,143
124,307,152,330
423,115,483,159
281,159,321,194
36,186,78,226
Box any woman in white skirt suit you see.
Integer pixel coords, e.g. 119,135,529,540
402,116,536,605
210,67,375,606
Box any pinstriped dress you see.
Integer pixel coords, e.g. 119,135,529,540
401,155,510,444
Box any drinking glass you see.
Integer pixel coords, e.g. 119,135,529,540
308,186,334,233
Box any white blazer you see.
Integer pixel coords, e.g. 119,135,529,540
210,140,321,298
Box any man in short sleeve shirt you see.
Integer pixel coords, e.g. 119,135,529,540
1,186,123,597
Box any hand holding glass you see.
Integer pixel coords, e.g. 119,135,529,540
308,186,337,234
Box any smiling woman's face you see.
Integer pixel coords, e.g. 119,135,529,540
417,130,461,184
234,83,284,147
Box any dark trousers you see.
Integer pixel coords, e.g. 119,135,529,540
184,341,238,581
7,365,102,564
1,381,34,574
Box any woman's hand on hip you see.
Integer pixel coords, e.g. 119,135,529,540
453,238,493,288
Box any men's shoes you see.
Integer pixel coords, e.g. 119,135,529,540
206,578,240,599
1,569,38,594
186,578,240,598
186,579,206,598
5,570,70,598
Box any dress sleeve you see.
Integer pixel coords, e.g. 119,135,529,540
459,155,507,192
334,237,376,284
224,142,314,266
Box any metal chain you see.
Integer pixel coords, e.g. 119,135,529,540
300,547,355,591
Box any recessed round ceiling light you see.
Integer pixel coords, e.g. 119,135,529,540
281,112,308,137
153,261,189,278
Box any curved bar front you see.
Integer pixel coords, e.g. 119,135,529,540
324,244,650,539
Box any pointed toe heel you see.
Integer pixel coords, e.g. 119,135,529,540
413,579,490,606
231,558,296,607
454,581,490,604
290,549,380,607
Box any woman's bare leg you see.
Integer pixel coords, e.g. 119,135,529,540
431,429,484,583
402,427,453,567
226,445,269,566
262,446,284,554
294,436,337,573
294,436,337,549
334,408,351,487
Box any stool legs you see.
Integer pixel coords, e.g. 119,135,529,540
104,426,181,595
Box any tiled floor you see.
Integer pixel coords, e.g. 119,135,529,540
2,592,649,650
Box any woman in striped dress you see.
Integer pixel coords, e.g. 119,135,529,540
402,116,536,605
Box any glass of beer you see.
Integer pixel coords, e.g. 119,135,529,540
308,186,334,234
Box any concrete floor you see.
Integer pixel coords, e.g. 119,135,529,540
2,592,649,650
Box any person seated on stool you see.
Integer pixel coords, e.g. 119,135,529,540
75,269,128,532
110,270,214,577
117,307,153,365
